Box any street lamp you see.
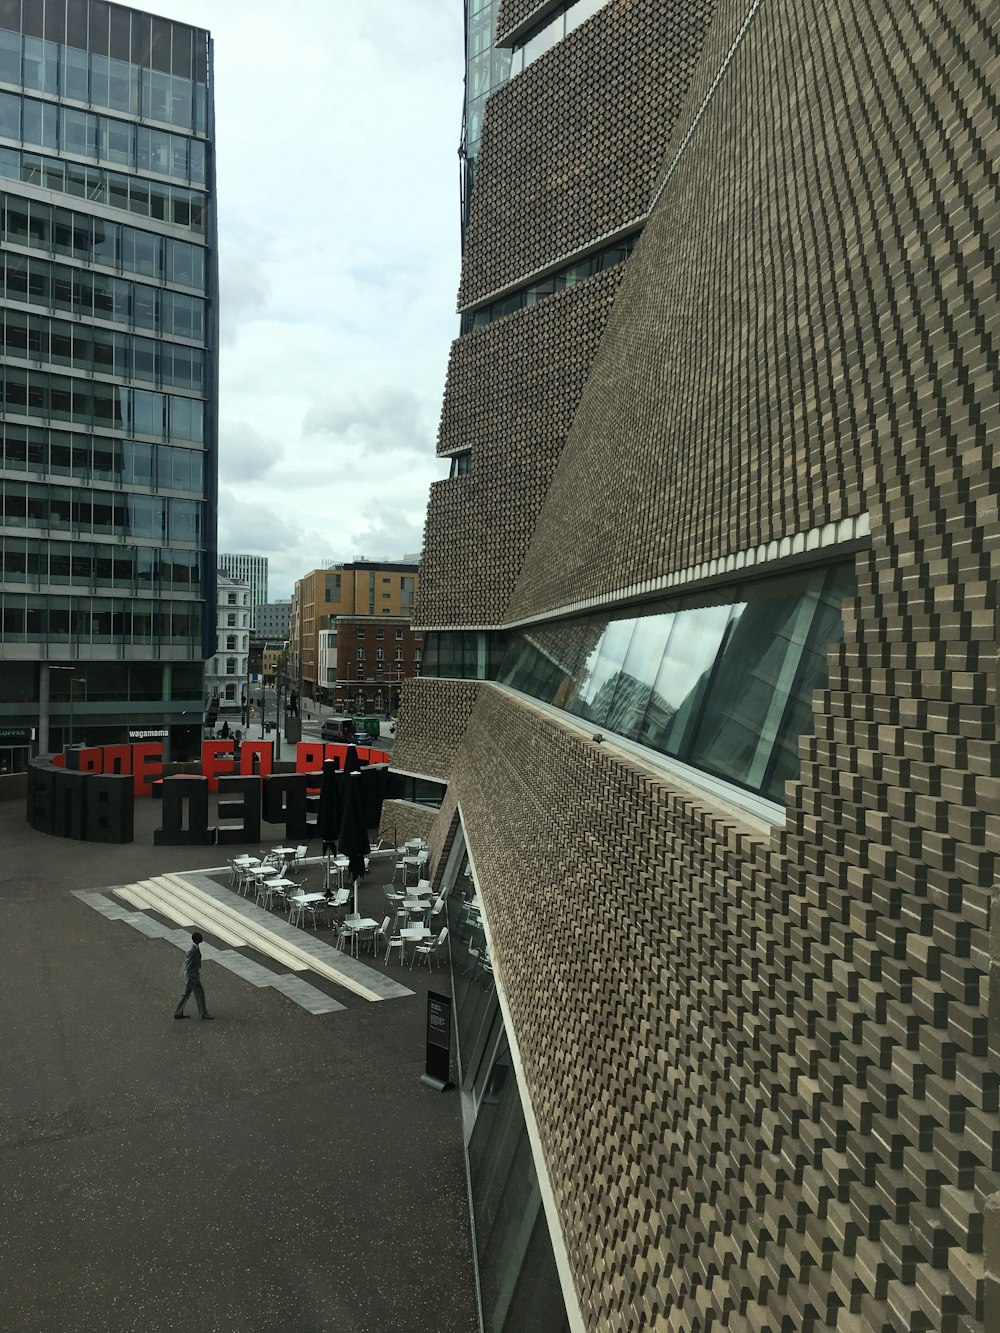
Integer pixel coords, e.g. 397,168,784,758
68,676,85,747
50,667,86,748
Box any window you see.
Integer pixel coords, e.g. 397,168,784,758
449,450,472,478
396,628,404,639
226,635,236,650
227,613,235,627
356,627,365,638
376,627,384,638
376,647,384,661
227,592,236,604
396,649,404,662
357,647,365,661
495,562,857,805
226,658,236,675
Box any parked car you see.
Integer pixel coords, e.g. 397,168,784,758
350,732,372,747
321,718,352,742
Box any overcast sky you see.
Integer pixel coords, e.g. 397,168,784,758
142,0,465,599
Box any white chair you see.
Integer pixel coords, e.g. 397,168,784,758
354,918,378,954
411,926,448,970
377,915,404,964
287,895,306,928
291,844,308,877
337,913,361,954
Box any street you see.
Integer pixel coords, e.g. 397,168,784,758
238,685,396,752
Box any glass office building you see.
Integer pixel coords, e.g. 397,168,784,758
0,0,216,768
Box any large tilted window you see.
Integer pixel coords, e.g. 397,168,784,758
496,561,856,804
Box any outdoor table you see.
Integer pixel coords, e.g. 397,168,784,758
404,839,424,853
252,865,279,878
272,846,297,858
400,924,430,963
340,915,379,956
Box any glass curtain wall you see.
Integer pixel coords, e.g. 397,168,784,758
462,0,510,234
442,834,570,1333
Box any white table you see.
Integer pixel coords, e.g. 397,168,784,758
325,855,350,890
272,846,297,858
400,924,430,963
339,915,379,956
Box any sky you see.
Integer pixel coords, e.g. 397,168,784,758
142,0,466,600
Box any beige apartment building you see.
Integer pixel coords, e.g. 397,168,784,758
290,560,418,704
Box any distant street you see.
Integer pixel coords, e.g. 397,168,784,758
238,685,396,753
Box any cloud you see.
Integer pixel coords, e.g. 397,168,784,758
218,243,272,347
216,492,302,556
304,386,431,457
137,0,465,601
218,421,284,484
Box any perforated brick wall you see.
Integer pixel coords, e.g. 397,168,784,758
495,0,555,44
403,0,1000,1328
445,671,998,1331
391,678,481,782
509,0,996,627
460,0,715,307
416,267,624,629
378,798,436,849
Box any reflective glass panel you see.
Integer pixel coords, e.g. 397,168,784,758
494,561,856,804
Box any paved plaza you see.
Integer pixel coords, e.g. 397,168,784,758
0,795,477,1333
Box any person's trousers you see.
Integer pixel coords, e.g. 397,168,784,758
175,977,208,1017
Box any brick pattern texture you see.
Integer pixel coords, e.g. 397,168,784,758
416,268,624,629
391,678,480,781
377,798,436,849
509,0,996,624
495,0,553,43
460,0,716,307
402,0,1000,1329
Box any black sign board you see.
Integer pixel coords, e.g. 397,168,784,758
420,990,453,1092
0,727,32,745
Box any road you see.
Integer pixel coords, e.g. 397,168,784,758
239,685,396,753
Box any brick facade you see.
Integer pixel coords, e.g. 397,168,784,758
403,0,1000,1329
377,798,436,849
495,0,548,43
417,268,624,628
460,0,715,307
391,678,481,782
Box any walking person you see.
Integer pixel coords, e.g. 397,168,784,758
174,931,214,1020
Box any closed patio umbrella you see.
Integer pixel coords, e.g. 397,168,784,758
342,744,363,775
318,758,343,857
338,770,370,914
357,762,387,833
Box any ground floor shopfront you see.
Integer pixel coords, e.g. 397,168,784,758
0,658,206,762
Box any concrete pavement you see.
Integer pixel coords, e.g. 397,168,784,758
0,798,475,1333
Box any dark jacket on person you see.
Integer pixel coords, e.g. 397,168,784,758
181,942,202,980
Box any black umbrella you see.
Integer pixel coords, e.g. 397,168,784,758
318,758,343,857
342,744,363,775
356,763,386,833
338,771,371,913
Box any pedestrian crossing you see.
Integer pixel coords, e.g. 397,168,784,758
72,868,414,1016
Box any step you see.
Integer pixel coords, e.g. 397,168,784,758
158,873,395,1003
